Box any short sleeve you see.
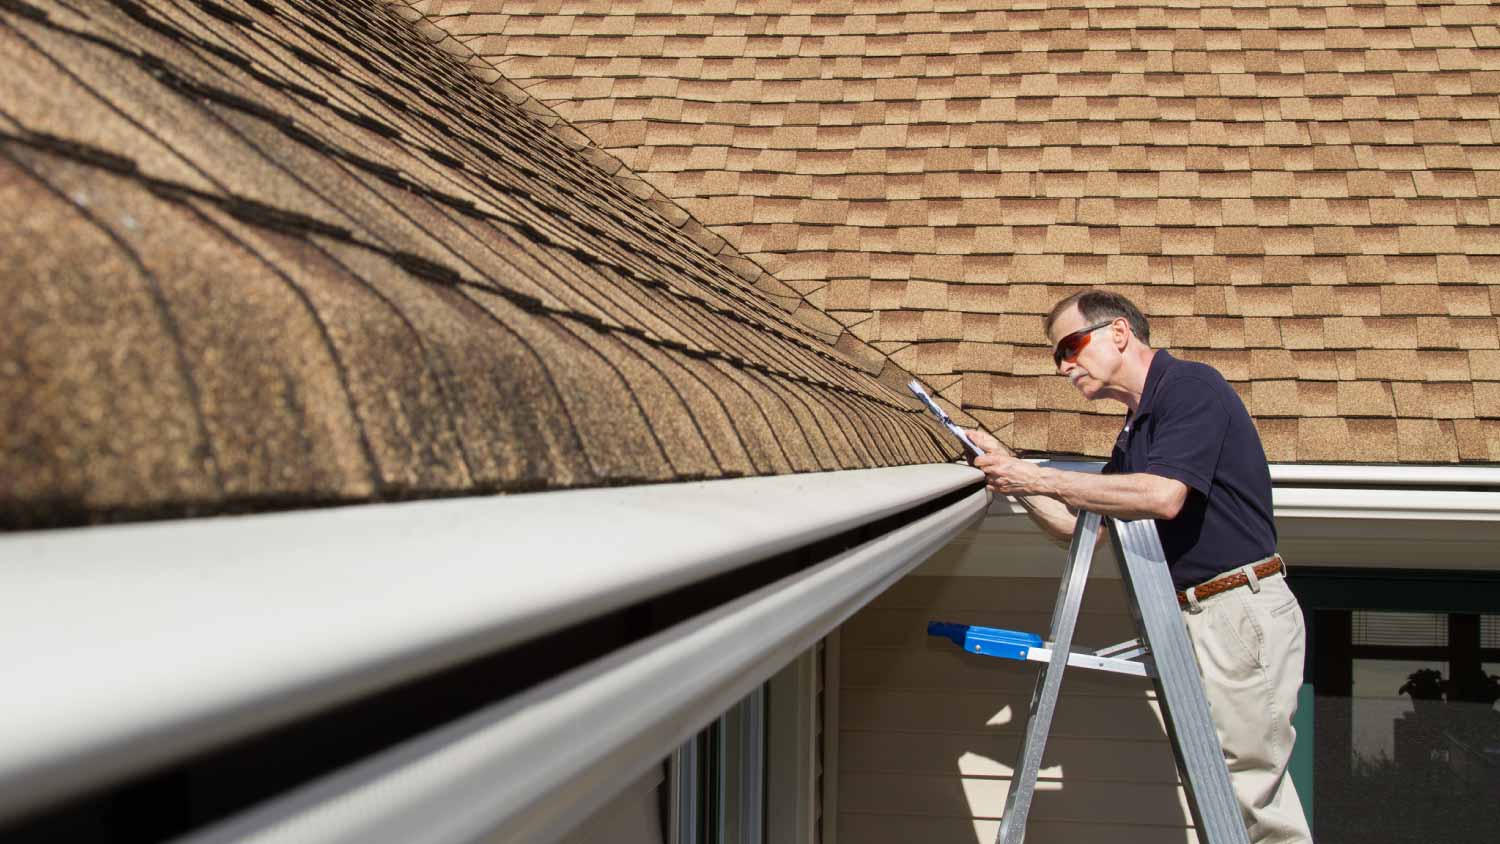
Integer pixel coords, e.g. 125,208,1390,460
1144,375,1227,495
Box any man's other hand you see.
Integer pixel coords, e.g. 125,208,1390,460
964,428,1010,457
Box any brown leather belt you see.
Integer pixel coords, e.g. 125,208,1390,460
1177,556,1284,608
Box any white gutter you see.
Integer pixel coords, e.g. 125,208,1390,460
1271,463,1500,486
172,484,992,844
1012,460,1500,521
1267,488,1500,521
0,463,984,824
1037,460,1500,487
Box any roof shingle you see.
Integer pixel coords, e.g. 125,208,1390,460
406,0,1500,464
0,0,960,529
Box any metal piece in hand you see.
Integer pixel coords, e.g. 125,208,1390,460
908,380,983,457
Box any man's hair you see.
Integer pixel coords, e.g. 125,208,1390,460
1043,289,1151,345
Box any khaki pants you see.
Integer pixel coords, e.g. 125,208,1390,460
1181,565,1313,844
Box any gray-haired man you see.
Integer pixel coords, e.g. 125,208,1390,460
968,290,1311,844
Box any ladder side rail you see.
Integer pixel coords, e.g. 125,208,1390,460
995,510,1103,844
1108,517,1250,844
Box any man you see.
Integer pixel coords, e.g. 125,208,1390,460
966,289,1310,844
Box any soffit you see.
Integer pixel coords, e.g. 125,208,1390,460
415,0,1500,463
0,0,958,529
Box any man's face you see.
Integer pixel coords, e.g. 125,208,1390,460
1047,306,1121,400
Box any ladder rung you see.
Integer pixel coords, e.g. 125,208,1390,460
929,623,1154,677
1029,646,1154,678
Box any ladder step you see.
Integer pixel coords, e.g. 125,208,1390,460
927,622,1043,661
929,623,1153,676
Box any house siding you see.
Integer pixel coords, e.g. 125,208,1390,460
835,486,1500,844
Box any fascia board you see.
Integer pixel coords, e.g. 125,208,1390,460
0,463,983,824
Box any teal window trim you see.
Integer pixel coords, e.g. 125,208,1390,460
1291,683,1315,827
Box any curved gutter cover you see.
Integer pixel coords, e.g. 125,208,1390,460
0,463,982,824
174,486,992,844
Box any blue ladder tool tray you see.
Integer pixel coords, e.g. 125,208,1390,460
928,622,1043,661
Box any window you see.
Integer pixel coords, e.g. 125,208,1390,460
1352,610,1447,647
669,688,765,844
1297,571,1500,844
666,642,831,844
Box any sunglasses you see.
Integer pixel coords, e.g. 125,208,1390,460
1052,320,1117,367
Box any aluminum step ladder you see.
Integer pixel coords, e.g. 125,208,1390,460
927,511,1249,844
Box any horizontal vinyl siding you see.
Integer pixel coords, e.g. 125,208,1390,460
837,567,1198,844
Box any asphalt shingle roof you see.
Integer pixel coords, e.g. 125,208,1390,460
0,0,956,529
414,0,1500,463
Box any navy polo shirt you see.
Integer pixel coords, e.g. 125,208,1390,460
1102,350,1277,591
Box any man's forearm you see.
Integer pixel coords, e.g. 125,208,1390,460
969,431,1185,537
1034,468,1184,521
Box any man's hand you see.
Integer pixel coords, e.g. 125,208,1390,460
976,453,1048,497
964,429,1045,497
964,428,1073,544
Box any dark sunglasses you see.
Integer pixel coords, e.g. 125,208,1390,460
1052,320,1117,367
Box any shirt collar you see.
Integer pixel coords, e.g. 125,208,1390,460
1134,349,1173,419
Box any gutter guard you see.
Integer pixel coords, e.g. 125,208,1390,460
173,482,991,844
0,463,984,825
